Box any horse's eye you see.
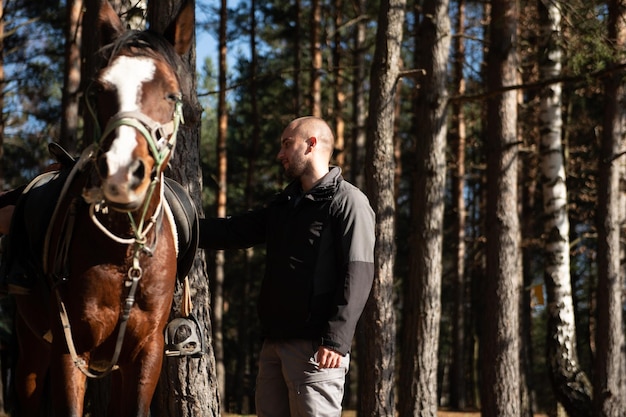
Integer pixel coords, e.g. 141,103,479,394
166,93,181,103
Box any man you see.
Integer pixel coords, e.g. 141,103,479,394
199,116,375,417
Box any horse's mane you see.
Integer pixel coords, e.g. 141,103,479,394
98,30,187,86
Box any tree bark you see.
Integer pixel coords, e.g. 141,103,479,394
399,0,449,415
594,1,626,416
360,0,405,416
350,0,367,189
60,0,82,154
147,1,220,416
310,0,322,117
211,0,228,406
537,1,593,415
481,0,522,416
449,0,467,409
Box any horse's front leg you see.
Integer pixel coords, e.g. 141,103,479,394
112,335,165,417
15,313,51,417
50,347,88,417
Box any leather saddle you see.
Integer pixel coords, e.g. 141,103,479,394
1,143,199,291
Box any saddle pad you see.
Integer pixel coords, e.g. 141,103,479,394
163,178,199,281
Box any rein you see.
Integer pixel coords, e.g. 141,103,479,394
54,98,184,379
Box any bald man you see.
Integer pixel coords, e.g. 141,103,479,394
199,116,375,417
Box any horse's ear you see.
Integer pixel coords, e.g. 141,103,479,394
163,1,194,56
98,2,125,47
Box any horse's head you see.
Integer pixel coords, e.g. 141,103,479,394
90,2,192,211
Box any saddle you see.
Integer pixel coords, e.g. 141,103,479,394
0,142,199,292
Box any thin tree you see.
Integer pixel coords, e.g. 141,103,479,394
399,0,450,415
537,1,593,416
233,0,260,412
350,0,367,189
310,0,322,117
212,0,228,405
594,1,626,416
449,0,467,409
332,0,345,167
293,0,302,115
481,0,522,415
147,1,220,415
60,0,82,153
360,0,405,415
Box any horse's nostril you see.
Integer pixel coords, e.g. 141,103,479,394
130,160,146,190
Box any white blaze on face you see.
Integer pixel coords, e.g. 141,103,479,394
101,56,156,200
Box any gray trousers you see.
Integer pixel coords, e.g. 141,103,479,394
255,339,349,417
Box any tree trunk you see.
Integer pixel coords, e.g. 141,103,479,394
449,0,467,410
60,0,82,154
350,0,367,189
233,0,260,413
594,1,626,416
360,0,405,416
399,0,449,415
481,0,522,416
211,0,228,407
293,0,302,115
147,2,220,416
310,0,322,117
537,1,593,415
332,0,345,168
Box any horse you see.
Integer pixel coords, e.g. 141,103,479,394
4,2,197,416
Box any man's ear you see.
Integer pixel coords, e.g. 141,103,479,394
307,137,317,149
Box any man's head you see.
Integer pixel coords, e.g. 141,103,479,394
277,116,334,182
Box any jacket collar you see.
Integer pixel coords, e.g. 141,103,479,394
285,166,343,201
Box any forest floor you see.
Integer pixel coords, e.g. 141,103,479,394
226,410,550,417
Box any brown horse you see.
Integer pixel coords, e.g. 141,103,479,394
6,2,195,416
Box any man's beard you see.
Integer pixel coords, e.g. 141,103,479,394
283,158,307,180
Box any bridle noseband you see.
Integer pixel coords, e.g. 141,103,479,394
99,98,184,176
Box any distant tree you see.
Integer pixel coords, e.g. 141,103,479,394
360,0,405,416
59,0,82,153
310,0,322,116
349,0,368,189
212,0,228,406
449,0,467,410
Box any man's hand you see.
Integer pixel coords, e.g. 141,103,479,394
316,345,343,369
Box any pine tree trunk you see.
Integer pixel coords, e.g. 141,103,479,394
449,0,467,410
211,0,229,407
481,0,521,415
60,0,82,154
594,1,626,415
350,0,367,189
310,0,322,117
399,0,449,415
332,0,345,168
360,0,404,415
147,2,220,416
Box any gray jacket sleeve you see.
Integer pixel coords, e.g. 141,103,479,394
322,184,375,355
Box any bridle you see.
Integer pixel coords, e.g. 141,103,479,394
54,84,184,379
84,93,184,245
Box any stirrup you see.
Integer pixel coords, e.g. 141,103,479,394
164,314,205,358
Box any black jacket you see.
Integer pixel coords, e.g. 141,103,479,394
199,167,375,355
